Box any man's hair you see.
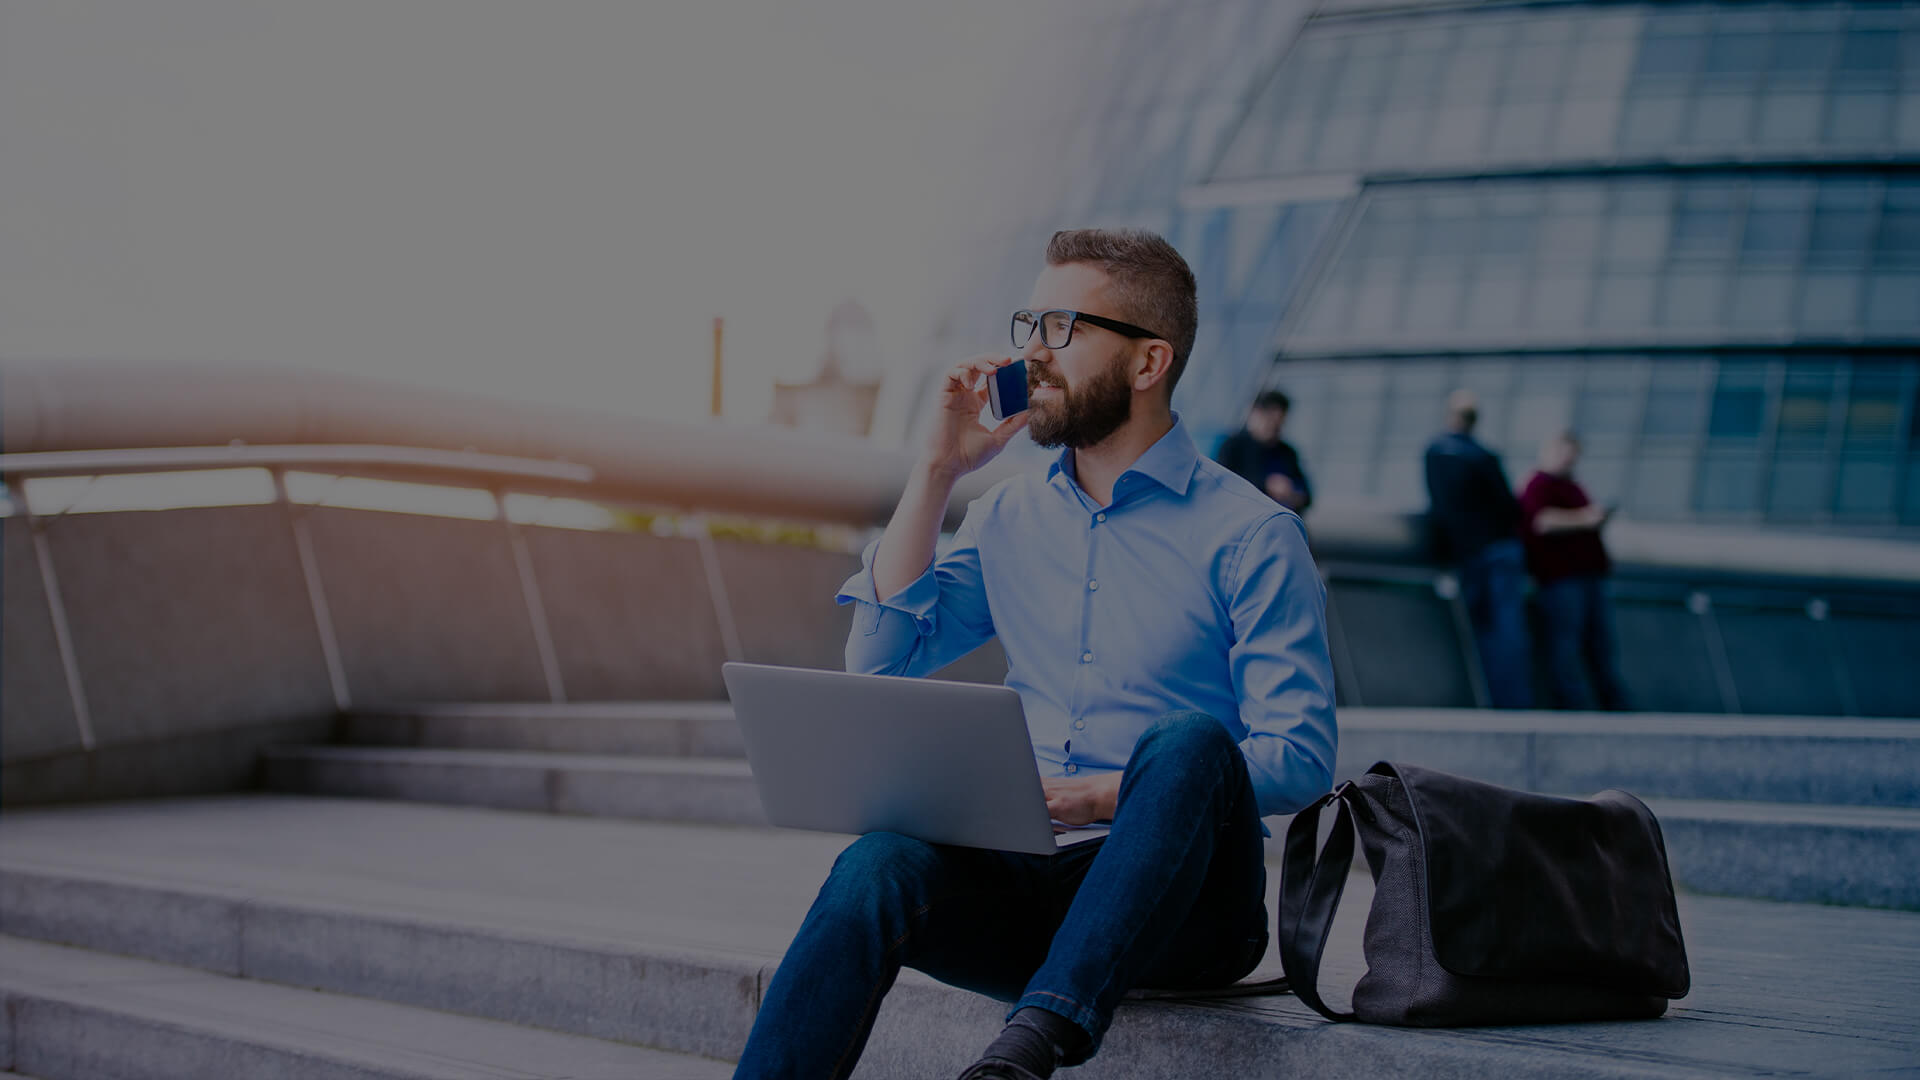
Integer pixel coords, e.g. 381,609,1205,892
1255,390,1291,413
1045,228,1198,397
1446,389,1478,432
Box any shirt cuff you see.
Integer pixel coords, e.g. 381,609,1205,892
834,536,941,638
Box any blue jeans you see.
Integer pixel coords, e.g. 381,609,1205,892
1535,574,1628,711
1459,539,1533,709
732,712,1271,1080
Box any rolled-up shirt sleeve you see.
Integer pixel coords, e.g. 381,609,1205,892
1226,511,1338,817
835,499,996,677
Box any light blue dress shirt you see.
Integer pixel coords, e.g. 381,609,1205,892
835,416,1337,818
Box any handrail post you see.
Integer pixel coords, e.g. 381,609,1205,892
12,480,98,751
498,492,568,704
273,469,353,712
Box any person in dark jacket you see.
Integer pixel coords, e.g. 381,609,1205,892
1519,431,1628,710
1214,390,1311,514
1423,390,1532,709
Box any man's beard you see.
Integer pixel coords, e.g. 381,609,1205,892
1027,353,1134,450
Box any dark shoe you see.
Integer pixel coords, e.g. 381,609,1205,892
956,1062,1045,1080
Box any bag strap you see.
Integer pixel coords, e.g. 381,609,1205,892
1277,783,1359,1022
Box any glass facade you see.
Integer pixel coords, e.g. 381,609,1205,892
1293,170,1920,351
932,0,1920,534
1273,352,1920,525
1216,3,1920,182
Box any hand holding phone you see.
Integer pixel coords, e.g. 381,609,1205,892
988,359,1029,421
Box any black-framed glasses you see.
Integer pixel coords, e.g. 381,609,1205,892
1011,309,1164,351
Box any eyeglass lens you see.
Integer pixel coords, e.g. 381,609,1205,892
1011,310,1077,349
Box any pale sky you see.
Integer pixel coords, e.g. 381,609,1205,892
0,1,1066,434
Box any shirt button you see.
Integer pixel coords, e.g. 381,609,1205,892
1088,580,1099,591
1095,513,1106,523
1081,651,1094,663
1065,763,1078,775
1073,719,1086,730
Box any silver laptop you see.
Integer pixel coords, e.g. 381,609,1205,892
721,662,1109,856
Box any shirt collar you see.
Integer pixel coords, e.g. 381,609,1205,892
1045,413,1199,498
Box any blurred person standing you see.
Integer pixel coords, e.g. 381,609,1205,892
1214,390,1312,514
1519,432,1628,711
1423,390,1532,709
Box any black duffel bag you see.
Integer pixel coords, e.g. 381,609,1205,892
1277,761,1691,1026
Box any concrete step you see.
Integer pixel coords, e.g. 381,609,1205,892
2,796,1916,1078
1332,710,1920,810
262,745,766,825
261,743,1920,909
343,702,745,758
340,703,1920,808
0,934,732,1080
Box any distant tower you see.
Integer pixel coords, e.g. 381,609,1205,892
769,299,883,437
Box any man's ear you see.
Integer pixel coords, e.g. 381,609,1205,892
1133,341,1176,393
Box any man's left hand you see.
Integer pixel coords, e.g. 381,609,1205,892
1044,772,1122,826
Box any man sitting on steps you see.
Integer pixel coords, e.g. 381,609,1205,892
731,228,1338,1080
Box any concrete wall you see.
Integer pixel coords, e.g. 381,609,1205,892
0,502,1019,807
3,507,337,805
524,529,731,701
305,507,550,703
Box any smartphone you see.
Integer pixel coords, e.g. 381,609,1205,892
988,359,1029,421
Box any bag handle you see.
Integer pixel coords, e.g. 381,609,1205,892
1277,783,1359,1022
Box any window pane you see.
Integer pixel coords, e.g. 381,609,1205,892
1863,275,1920,333
1633,22,1706,83
1511,363,1578,454
1700,30,1770,91
1834,29,1901,88
1728,271,1796,329
1530,272,1593,330
1383,367,1453,449
1404,271,1465,331
1490,101,1555,157
1659,269,1728,327
1595,272,1657,327
1797,271,1863,331
1742,186,1811,263
1577,389,1642,439
1708,363,1771,439
1632,451,1695,517
1619,94,1687,149
1808,186,1879,267
1643,363,1709,438
1876,197,1920,268
1776,367,1836,448
1767,454,1830,520
1757,92,1824,144
1826,92,1894,144
1326,365,1387,452
1766,25,1838,89
1671,186,1740,260
1555,95,1624,155
1541,213,1603,264
1846,370,1906,447
1836,454,1899,516
1605,195,1672,266
1698,452,1762,513
1465,270,1526,330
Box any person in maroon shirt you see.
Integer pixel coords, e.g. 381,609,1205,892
1519,432,1628,711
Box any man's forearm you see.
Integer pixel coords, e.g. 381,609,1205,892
871,463,960,601
1533,506,1604,533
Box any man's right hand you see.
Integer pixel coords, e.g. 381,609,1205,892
923,354,1032,482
